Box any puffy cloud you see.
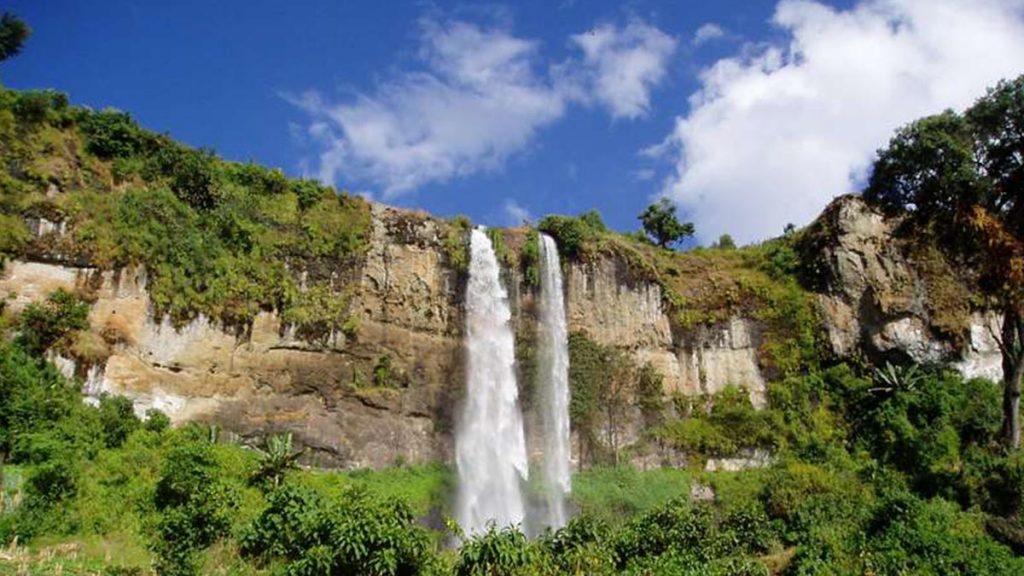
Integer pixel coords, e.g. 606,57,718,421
570,21,678,119
692,23,725,46
658,0,1024,243
291,20,566,198
292,17,675,197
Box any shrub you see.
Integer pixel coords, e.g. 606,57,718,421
455,524,540,576
98,395,140,449
79,109,148,159
144,409,172,434
538,214,594,259
242,482,436,575
540,515,615,574
520,229,541,287
16,288,89,355
445,215,471,273
152,145,220,211
152,440,237,576
25,458,78,506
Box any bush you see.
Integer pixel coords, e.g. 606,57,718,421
79,109,148,159
152,440,237,576
242,482,436,575
16,288,89,355
444,215,471,273
152,145,221,211
98,395,140,449
455,524,540,576
145,409,171,434
538,214,600,259
25,458,78,506
520,229,541,287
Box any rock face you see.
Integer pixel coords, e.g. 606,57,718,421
0,195,1002,468
565,259,767,407
1,204,464,469
803,195,1003,381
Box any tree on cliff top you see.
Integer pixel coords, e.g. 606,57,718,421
0,13,30,62
639,198,694,249
865,74,1024,449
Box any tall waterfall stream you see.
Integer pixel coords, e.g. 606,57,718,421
536,233,572,530
455,228,572,537
455,229,530,536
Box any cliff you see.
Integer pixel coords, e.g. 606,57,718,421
0,88,1004,469
0,193,1002,468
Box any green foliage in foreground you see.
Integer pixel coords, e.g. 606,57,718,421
3,335,1024,575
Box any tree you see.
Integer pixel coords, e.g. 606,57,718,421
0,13,29,62
638,198,694,249
864,74,1024,448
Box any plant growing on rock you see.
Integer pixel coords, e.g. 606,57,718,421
865,73,1024,449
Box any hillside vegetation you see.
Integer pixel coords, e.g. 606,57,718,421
4,75,1024,575
0,87,371,339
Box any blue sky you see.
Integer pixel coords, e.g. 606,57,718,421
4,0,1024,243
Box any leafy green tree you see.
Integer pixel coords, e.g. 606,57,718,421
0,13,29,62
865,75,1024,448
638,198,694,249
715,234,736,249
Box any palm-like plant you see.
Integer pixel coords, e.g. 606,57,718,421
250,433,305,489
870,362,925,395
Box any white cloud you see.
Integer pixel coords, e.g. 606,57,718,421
692,23,725,46
658,0,1024,243
502,198,533,226
570,21,678,119
291,17,675,197
291,20,566,198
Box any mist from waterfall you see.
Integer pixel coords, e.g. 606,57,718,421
455,228,530,536
536,233,572,530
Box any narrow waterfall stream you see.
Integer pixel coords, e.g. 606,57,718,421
455,228,530,536
536,233,572,530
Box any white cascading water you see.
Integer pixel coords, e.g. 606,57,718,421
536,234,572,529
456,228,530,536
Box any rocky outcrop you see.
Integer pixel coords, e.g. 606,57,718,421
565,258,767,407
803,195,1003,381
1,204,464,469
2,194,1002,469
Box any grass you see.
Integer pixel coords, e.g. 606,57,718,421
571,466,694,524
303,463,453,518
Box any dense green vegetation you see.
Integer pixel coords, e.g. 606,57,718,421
0,85,372,338
864,74,1024,449
3,330,1024,574
3,26,1024,573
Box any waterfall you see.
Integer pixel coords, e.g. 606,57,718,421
455,228,530,536
536,234,572,529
